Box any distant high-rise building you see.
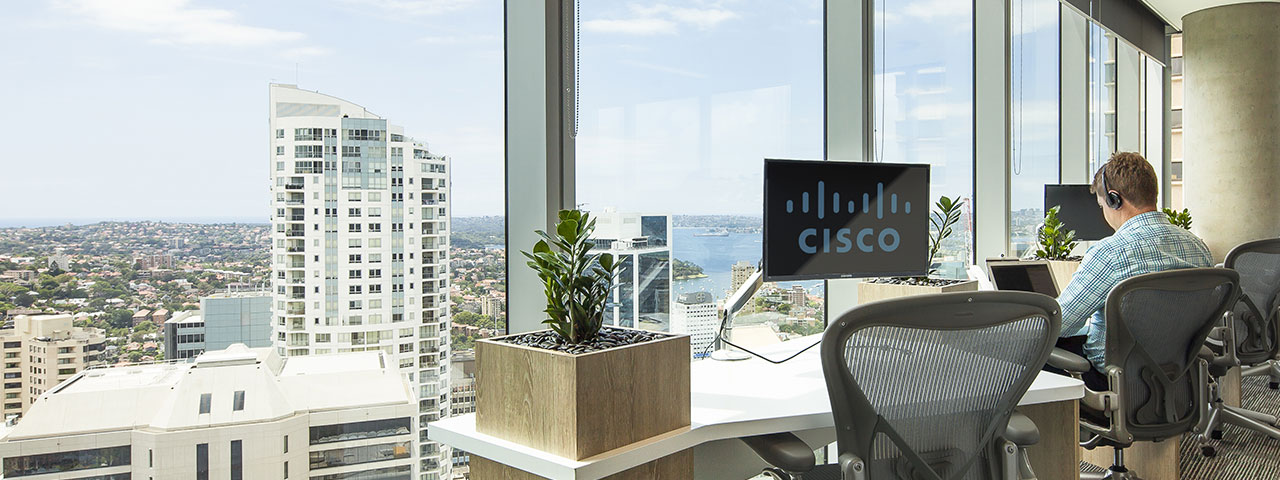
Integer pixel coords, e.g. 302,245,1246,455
480,295,504,320
730,260,756,294
269,84,452,479
134,253,174,270
0,345,416,480
786,285,807,306
0,315,106,420
46,253,70,271
588,209,672,331
164,290,273,360
670,292,718,358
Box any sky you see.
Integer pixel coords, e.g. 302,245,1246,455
0,0,1061,225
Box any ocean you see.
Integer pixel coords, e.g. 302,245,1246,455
671,227,822,301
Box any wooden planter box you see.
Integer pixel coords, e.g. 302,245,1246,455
1047,260,1081,289
856,279,979,305
475,329,691,461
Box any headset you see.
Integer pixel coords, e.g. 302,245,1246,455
1101,163,1123,210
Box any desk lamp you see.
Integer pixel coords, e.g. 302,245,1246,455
711,268,764,361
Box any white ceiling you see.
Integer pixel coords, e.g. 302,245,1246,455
1141,0,1280,30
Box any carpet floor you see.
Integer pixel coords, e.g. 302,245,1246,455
1081,375,1280,479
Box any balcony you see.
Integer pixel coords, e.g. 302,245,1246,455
284,183,305,190
421,199,439,206
286,306,306,316
289,215,306,221
285,199,304,205
287,246,305,253
285,230,305,237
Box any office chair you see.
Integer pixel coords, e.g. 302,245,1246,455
1048,268,1239,480
1226,239,1280,389
743,291,1060,479
1190,239,1280,452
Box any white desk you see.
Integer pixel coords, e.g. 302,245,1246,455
429,335,1084,480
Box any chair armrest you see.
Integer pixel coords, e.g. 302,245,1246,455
739,432,815,474
1048,347,1092,373
1004,412,1039,446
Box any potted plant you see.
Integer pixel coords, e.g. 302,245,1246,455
1034,205,1083,286
1163,207,1193,230
473,210,691,474
857,196,979,304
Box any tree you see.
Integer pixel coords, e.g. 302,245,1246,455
14,292,34,307
106,309,134,329
454,310,485,327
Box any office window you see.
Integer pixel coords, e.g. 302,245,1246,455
284,461,289,479
576,0,824,338
1009,0,1061,257
2,446,131,478
198,393,211,414
230,440,243,480
233,390,245,411
875,0,974,274
284,435,289,453
1088,24,1116,175
196,443,209,480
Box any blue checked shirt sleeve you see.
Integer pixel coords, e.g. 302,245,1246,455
1056,244,1117,338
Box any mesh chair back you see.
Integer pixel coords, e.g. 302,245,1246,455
822,291,1060,480
1224,239,1280,366
1103,268,1240,440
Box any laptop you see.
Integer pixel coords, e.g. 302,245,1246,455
986,259,1061,297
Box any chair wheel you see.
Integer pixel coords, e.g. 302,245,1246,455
1211,430,1224,440
1202,446,1216,457
1269,381,1278,390
762,467,791,480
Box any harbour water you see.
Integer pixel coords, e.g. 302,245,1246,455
671,227,822,301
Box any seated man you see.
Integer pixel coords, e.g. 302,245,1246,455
1053,152,1213,390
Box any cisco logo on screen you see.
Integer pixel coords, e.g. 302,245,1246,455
786,180,910,254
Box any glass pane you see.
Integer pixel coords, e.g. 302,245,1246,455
1145,57,1164,205
576,1,826,354
1088,23,1117,174
1010,0,1060,258
874,0,975,275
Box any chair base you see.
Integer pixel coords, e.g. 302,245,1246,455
1195,371,1280,453
1242,360,1280,389
1081,467,1142,480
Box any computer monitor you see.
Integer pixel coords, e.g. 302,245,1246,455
988,260,1060,297
1044,184,1114,241
763,159,930,281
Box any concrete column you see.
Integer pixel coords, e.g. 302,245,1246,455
1182,3,1280,261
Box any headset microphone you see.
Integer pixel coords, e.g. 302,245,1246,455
1101,163,1123,210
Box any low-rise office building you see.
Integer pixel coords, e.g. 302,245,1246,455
0,344,417,479
0,314,106,421
164,290,272,361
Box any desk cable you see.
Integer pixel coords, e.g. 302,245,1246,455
700,318,823,365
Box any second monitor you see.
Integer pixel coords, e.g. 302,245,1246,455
1044,184,1114,241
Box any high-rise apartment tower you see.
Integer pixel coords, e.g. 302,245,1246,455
268,84,452,480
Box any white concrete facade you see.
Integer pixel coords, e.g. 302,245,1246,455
268,84,452,479
0,345,415,480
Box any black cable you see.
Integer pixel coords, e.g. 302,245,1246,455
700,312,823,364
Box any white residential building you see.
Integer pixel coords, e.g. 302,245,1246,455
0,345,416,480
670,292,719,358
587,209,673,332
269,84,452,479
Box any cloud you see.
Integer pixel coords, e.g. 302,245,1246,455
417,34,500,45
901,0,970,21
618,59,707,79
584,3,739,36
340,0,478,16
53,0,306,47
583,17,678,36
281,47,333,58
631,4,738,30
